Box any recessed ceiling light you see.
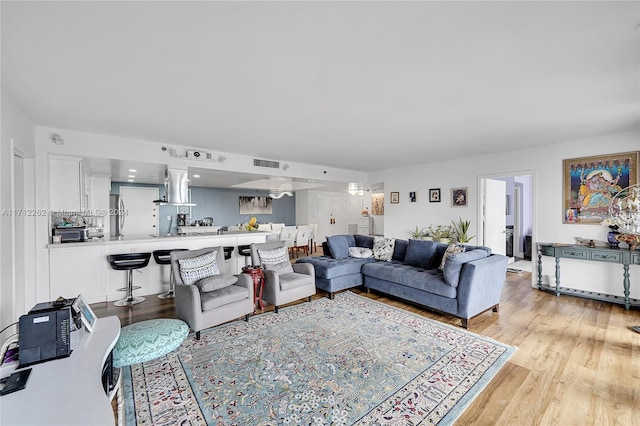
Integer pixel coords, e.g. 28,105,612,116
127,175,135,178
192,174,200,178
127,179,135,182
129,169,137,173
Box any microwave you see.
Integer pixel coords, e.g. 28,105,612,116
54,226,87,243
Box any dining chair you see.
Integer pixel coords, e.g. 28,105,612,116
279,225,297,258
294,225,312,257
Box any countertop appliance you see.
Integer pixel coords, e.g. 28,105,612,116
109,194,125,238
54,226,87,243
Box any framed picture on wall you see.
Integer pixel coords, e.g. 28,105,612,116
239,196,273,214
390,192,399,204
563,151,638,224
451,187,468,207
371,193,384,215
429,188,441,203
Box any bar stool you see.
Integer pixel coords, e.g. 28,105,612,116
223,246,234,261
107,253,152,307
237,244,252,266
153,249,187,299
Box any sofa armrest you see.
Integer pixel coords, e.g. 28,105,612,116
175,283,202,329
235,273,255,301
262,269,281,302
456,254,509,319
292,262,315,277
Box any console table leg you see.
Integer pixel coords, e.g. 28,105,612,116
623,264,630,310
537,252,543,288
555,257,561,297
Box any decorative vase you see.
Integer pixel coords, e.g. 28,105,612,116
607,230,620,249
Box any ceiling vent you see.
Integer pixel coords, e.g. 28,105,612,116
253,158,280,169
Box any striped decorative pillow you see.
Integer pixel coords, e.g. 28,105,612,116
257,247,294,273
178,251,219,285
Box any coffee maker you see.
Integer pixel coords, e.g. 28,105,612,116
177,214,187,226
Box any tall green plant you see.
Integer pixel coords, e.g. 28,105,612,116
407,226,425,239
452,217,475,243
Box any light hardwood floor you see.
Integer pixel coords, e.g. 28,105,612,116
91,263,640,425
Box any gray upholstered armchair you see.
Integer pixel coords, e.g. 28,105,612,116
171,247,254,340
250,241,316,313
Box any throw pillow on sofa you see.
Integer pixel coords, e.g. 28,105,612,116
442,249,490,287
178,251,220,285
348,247,374,258
326,235,356,259
196,275,238,292
373,237,396,262
257,246,294,273
439,244,466,270
403,239,438,269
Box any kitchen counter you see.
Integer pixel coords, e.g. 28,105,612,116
46,231,274,304
47,230,274,248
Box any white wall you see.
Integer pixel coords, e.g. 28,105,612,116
370,131,640,298
1,90,36,340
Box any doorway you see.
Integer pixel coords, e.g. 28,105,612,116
479,172,534,265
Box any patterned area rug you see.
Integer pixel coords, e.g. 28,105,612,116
122,292,515,425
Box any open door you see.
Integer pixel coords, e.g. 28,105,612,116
482,179,507,255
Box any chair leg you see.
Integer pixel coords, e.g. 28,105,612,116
195,331,201,340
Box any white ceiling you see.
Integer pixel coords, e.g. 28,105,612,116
2,1,639,187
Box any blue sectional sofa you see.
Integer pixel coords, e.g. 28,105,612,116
297,234,509,328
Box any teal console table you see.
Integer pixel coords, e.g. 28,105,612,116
537,243,640,309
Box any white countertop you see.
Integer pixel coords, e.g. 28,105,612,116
47,230,275,248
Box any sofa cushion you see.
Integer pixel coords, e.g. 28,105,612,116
361,262,457,299
178,251,220,285
439,244,466,270
279,272,313,291
297,256,375,279
200,284,249,311
403,239,438,269
442,249,490,287
392,239,409,261
373,237,396,262
354,234,375,249
349,247,373,258
196,275,238,292
257,246,294,273
326,235,356,259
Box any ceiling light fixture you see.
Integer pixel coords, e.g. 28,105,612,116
347,182,364,196
269,177,294,199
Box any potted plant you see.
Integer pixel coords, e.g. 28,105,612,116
434,225,454,244
407,226,426,239
452,217,475,243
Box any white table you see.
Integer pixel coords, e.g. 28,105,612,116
0,316,121,426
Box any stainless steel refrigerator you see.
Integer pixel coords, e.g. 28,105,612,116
109,194,125,238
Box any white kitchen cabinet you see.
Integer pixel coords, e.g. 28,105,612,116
358,217,373,235
49,245,106,303
49,155,91,212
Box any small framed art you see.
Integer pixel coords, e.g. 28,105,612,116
390,192,399,204
429,188,441,203
451,187,468,207
409,192,417,202
72,294,97,332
